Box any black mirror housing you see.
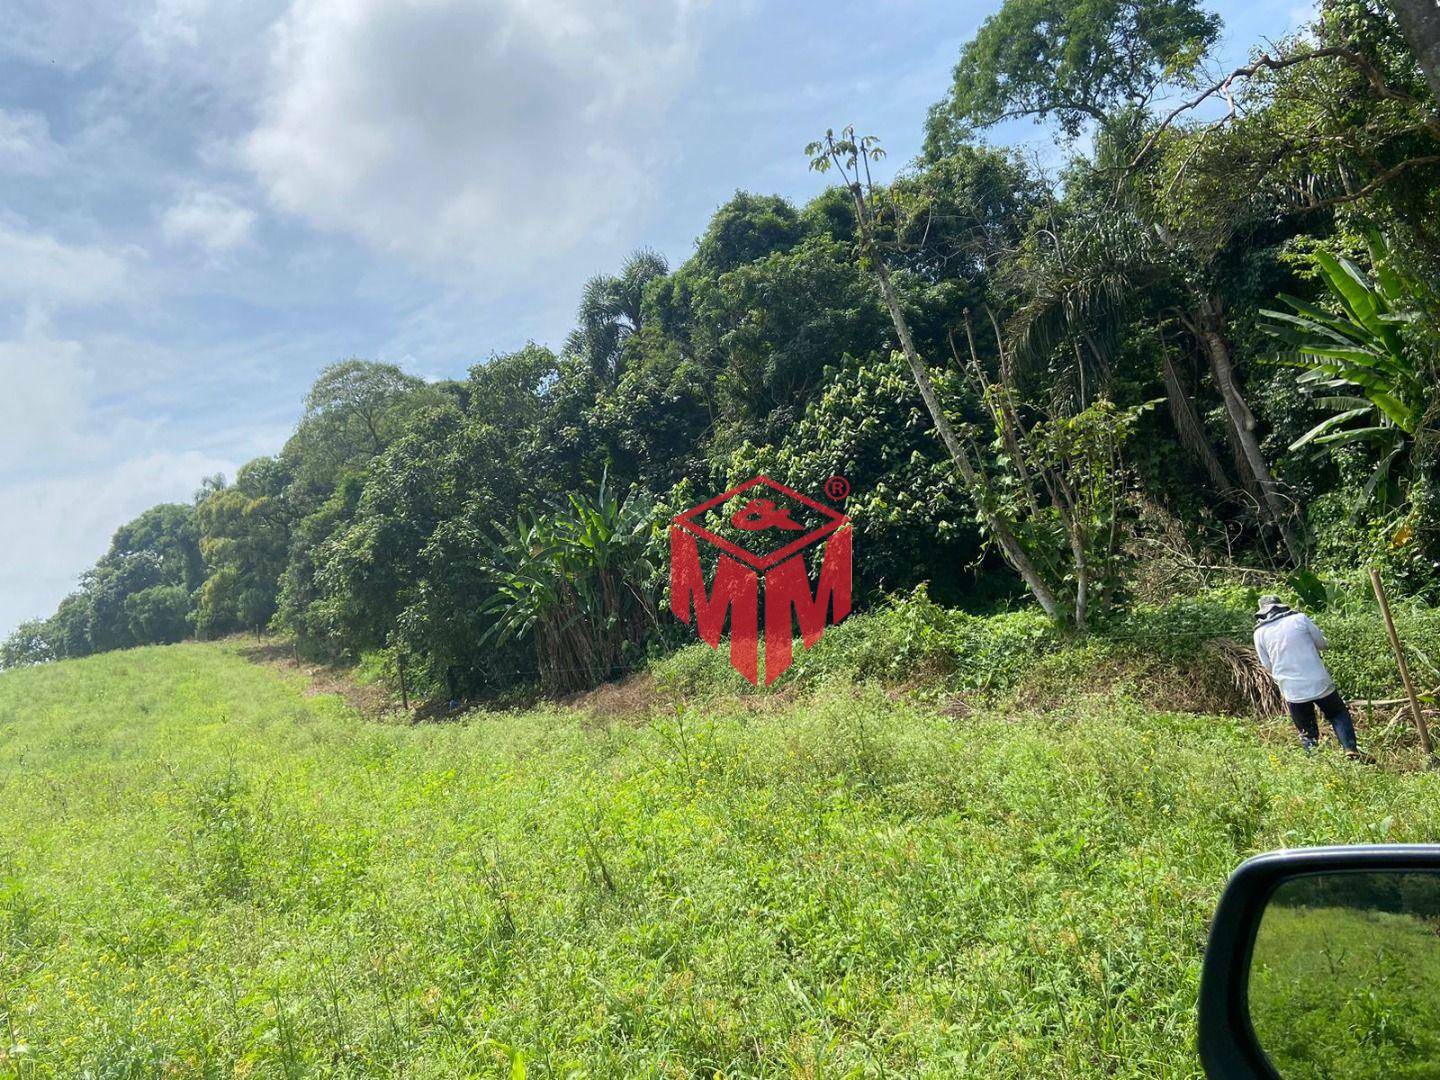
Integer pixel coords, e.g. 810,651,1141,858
1198,844,1440,1079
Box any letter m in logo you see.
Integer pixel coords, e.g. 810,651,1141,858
669,475,852,685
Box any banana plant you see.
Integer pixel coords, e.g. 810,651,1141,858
479,473,661,693
1260,241,1426,510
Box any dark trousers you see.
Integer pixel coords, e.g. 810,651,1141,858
1287,690,1358,752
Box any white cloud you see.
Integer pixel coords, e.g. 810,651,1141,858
0,326,182,482
0,450,234,634
244,0,705,272
0,220,132,306
161,190,258,251
0,108,64,175
0,335,97,471
137,0,208,53
0,1,148,71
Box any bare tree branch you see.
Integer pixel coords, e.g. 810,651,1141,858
1127,45,1440,172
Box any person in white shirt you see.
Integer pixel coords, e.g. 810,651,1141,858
1253,595,1360,756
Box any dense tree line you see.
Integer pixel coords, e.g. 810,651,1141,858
6,0,1438,693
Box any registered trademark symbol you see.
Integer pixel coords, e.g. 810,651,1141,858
824,475,850,501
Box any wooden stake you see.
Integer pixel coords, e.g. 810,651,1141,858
1370,568,1434,758
397,650,410,712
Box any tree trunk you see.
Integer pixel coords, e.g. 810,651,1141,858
1388,0,1440,104
1186,297,1305,563
1068,523,1089,631
871,259,1064,621
1161,351,1234,493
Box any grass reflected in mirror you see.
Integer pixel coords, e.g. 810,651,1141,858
1250,872,1440,1079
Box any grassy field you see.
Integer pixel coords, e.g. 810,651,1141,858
1249,902,1440,1079
2,644,1440,1078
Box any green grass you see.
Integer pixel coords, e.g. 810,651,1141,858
3,644,1440,1077
1249,903,1440,1079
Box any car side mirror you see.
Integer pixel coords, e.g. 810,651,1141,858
1198,845,1440,1078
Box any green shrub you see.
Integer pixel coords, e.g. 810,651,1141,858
1318,606,1440,699
1107,594,1253,659
650,582,1440,710
647,638,743,697
653,586,1060,696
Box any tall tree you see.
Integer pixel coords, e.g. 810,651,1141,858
926,0,1307,560
1387,0,1440,99
194,457,294,636
926,0,1220,146
107,503,205,593
566,249,669,382
285,360,431,501
809,128,1065,621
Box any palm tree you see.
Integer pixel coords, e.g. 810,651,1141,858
566,249,669,382
1005,192,1304,562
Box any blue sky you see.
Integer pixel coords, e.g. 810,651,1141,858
1,0,1311,636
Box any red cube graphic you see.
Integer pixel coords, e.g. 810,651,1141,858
670,475,852,685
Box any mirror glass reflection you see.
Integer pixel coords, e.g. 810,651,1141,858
1248,870,1440,1079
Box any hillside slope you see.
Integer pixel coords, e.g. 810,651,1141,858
2,643,1438,1077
